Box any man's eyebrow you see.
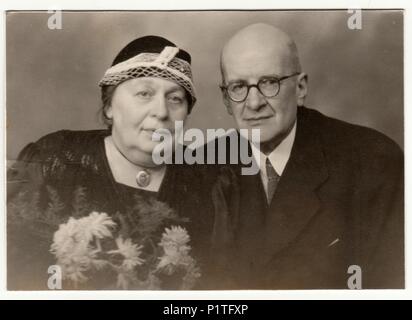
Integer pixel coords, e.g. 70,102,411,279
261,73,282,78
227,74,283,84
226,78,246,84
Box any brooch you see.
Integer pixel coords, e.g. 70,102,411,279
136,170,151,187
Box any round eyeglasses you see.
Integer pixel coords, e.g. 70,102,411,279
220,72,300,102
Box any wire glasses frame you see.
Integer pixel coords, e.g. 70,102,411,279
220,72,300,102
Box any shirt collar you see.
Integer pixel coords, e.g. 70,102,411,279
250,121,297,176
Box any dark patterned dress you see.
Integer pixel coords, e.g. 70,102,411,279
7,129,215,290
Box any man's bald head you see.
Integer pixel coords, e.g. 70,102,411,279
220,23,301,82
219,23,308,152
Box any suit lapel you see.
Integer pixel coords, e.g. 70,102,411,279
262,108,330,258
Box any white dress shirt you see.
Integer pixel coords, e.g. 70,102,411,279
250,122,297,199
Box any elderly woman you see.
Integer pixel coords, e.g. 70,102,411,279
7,36,214,290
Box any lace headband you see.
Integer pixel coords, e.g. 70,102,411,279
99,46,196,107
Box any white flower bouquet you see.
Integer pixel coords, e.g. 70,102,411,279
8,186,201,290
50,212,201,290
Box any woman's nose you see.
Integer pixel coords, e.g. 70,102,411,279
151,95,169,119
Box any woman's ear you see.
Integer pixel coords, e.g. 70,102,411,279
105,105,113,120
102,104,114,128
296,73,308,106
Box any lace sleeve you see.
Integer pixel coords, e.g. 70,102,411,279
7,141,44,202
7,130,85,200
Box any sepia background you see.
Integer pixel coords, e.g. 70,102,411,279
6,10,403,160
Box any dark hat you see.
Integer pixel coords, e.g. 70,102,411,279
111,35,191,66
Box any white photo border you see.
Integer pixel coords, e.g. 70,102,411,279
0,0,410,300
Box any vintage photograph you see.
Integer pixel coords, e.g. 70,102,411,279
6,10,404,290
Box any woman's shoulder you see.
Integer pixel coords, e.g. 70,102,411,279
10,129,110,188
18,129,108,161
35,129,108,151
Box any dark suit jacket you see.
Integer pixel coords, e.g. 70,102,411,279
205,106,403,289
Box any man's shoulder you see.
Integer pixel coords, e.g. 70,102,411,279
300,106,403,160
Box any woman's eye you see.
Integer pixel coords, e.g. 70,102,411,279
135,90,153,98
168,95,185,104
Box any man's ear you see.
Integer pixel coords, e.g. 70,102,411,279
296,73,308,106
222,90,233,115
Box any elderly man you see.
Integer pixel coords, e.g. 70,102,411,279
207,23,403,289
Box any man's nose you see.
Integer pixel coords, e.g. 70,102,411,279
151,95,169,119
245,86,266,111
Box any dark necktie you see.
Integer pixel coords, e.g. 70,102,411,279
265,157,280,204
